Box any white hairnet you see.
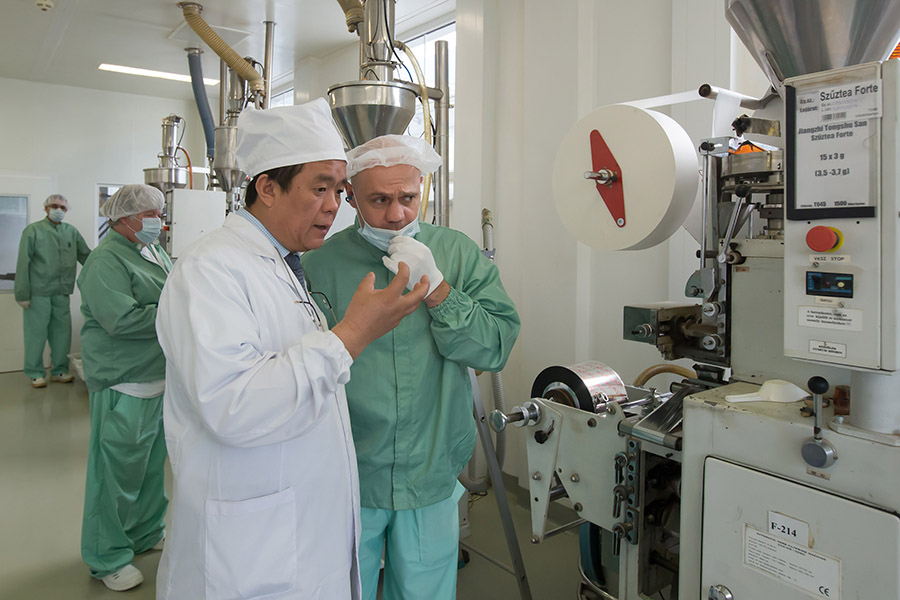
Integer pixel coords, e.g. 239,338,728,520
235,98,347,179
346,134,442,179
44,194,68,207
101,184,165,222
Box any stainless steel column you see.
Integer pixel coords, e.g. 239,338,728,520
263,20,275,108
219,58,227,126
434,40,450,227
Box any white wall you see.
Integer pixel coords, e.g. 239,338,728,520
0,77,206,373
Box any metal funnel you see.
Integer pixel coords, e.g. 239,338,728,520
327,80,420,148
213,126,247,192
726,0,900,93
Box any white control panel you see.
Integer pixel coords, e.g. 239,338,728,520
784,61,900,371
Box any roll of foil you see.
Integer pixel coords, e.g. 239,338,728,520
531,361,628,413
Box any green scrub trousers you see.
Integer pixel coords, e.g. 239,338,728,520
22,294,72,379
359,482,466,600
81,389,167,578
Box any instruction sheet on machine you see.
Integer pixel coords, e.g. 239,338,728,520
794,73,881,211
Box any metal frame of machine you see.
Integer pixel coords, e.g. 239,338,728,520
492,2,900,599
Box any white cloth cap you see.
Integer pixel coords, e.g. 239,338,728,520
101,184,164,221
235,98,347,179
346,134,442,179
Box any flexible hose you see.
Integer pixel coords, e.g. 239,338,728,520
334,0,364,33
186,51,216,161
182,3,264,94
178,146,193,189
394,40,434,222
633,363,697,387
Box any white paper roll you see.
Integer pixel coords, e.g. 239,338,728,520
553,104,699,250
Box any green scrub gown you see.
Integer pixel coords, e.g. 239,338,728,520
77,229,171,578
302,221,520,599
14,217,91,378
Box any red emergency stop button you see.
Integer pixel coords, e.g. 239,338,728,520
806,226,842,252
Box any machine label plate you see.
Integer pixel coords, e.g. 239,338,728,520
799,306,862,331
768,510,811,546
793,75,880,213
809,340,848,358
744,526,841,599
809,254,850,264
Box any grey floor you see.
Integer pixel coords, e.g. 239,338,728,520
0,370,580,599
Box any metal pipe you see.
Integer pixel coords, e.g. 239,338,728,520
434,40,450,227
699,150,711,270
541,518,586,540
219,58,227,126
361,0,394,81
617,421,683,450
697,83,764,110
458,540,516,576
263,20,275,109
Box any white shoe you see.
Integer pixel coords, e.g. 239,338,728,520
31,377,47,388
50,373,74,383
101,564,143,591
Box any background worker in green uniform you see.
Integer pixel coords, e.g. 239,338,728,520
77,184,172,592
303,135,520,600
14,193,91,387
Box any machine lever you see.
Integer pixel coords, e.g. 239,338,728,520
717,184,752,264
801,376,838,469
612,522,633,556
488,401,541,432
612,484,633,519
614,453,628,484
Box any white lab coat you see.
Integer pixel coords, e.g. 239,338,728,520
155,214,361,600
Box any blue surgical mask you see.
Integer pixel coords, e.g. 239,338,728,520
48,208,66,223
357,212,420,251
134,217,162,245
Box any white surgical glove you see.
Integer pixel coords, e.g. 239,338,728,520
17,300,30,310
382,235,443,297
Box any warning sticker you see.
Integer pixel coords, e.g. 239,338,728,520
744,526,841,599
809,340,847,358
799,306,862,331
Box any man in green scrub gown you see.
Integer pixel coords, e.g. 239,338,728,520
14,194,91,387
77,184,172,592
303,135,520,600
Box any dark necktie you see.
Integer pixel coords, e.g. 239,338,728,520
284,253,306,289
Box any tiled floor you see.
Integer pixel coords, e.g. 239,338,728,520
0,370,581,599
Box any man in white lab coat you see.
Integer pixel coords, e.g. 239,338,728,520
155,98,429,600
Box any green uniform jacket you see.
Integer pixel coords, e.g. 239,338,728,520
14,218,91,301
303,222,520,510
77,230,171,393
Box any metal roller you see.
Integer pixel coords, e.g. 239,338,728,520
531,361,628,414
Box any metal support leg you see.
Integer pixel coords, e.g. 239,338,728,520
468,368,533,600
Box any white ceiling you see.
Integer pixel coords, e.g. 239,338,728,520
1,0,455,102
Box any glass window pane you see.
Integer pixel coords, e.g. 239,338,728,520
0,195,28,291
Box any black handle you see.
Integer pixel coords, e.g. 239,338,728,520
808,376,829,395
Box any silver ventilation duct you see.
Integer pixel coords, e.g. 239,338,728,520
726,0,900,94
